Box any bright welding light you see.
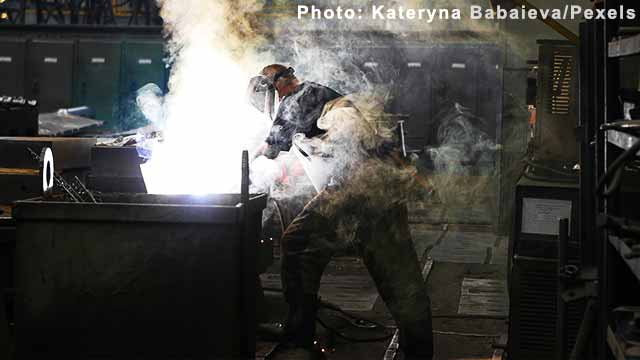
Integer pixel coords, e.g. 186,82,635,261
138,1,272,195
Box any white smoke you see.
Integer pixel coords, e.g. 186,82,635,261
136,0,502,207
138,0,272,195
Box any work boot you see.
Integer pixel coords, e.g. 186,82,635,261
283,294,319,347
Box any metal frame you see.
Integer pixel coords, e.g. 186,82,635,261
0,0,159,26
580,1,640,358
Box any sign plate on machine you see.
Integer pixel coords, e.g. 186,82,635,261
521,197,572,236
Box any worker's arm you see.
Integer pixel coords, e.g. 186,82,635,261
252,142,269,160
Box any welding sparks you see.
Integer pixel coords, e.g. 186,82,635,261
138,0,271,195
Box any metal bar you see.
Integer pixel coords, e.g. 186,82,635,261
579,21,597,268
557,218,569,360
239,149,255,357
598,8,617,358
398,120,407,158
74,176,97,203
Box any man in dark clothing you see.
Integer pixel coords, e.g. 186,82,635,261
251,65,342,159
248,64,433,360
265,82,341,158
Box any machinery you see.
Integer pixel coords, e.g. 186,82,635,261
509,177,585,359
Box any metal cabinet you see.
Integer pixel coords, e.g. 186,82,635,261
390,46,436,149
121,40,166,93
356,45,404,86
75,40,122,124
432,45,503,145
433,46,480,118
0,38,26,97
26,40,75,112
120,40,166,129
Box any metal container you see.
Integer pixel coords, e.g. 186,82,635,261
13,192,267,359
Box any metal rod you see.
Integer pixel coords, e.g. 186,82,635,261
557,218,570,360
55,177,80,202
74,176,97,203
239,149,254,357
241,150,249,205
399,120,407,158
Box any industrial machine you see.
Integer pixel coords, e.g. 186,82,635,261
527,40,580,180
508,177,585,359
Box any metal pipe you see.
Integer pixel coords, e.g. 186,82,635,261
557,218,569,360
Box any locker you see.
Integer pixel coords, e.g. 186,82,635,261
75,40,122,124
474,45,503,144
26,40,75,113
356,45,404,86
433,46,479,117
120,40,167,129
0,38,26,97
432,45,503,145
390,46,436,150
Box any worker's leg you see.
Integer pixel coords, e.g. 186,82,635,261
357,203,434,359
280,192,338,347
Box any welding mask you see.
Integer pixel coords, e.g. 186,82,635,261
247,75,275,120
246,67,295,121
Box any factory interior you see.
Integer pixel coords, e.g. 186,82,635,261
1,0,640,359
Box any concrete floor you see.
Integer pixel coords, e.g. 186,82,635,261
259,200,509,360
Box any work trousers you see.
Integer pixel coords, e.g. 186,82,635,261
280,190,434,358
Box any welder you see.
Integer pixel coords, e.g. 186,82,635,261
248,64,433,360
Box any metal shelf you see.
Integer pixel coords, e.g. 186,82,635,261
609,34,640,57
607,130,640,155
609,235,640,282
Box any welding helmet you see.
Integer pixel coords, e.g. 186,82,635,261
247,75,276,120
246,67,295,121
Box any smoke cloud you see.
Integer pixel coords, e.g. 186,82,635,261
138,0,272,194
135,0,534,233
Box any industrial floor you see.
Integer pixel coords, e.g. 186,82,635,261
258,201,509,360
